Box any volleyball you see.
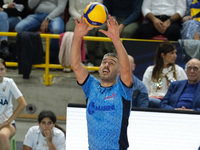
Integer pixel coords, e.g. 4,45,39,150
83,2,108,27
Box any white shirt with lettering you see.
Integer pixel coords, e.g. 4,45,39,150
0,77,22,124
23,126,66,150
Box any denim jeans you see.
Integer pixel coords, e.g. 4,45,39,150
15,13,65,63
8,17,21,29
15,13,64,33
0,12,20,41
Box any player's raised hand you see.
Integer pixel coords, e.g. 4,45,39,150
99,15,120,42
74,15,93,38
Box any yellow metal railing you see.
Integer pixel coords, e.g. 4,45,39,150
0,32,168,85
0,32,102,85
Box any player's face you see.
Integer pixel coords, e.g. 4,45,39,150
39,117,55,136
162,49,177,65
99,56,120,82
0,62,6,82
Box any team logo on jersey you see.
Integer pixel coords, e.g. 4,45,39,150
88,102,115,114
2,86,6,92
105,92,116,101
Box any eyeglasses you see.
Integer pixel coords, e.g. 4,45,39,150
186,66,199,72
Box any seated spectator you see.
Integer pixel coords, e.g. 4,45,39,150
97,0,143,65
135,0,186,41
0,58,27,150
65,0,102,66
160,58,200,111
142,42,187,108
15,0,68,64
128,55,149,108
181,0,200,40
0,0,27,59
23,110,66,150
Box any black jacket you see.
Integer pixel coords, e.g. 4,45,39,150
16,31,44,79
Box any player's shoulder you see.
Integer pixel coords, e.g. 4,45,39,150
3,77,14,82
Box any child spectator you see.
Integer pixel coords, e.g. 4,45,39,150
23,110,66,150
0,58,27,150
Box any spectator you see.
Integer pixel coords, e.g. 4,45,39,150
70,15,133,149
160,58,200,111
0,58,27,150
15,0,68,64
96,0,143,65
0,0,27,59
23,110,66,150
135,0,186,41
128,55,149,108
142,42,187,108
181,0,200,40
65,0,102,66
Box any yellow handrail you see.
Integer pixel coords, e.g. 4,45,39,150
0,32,102,85
0,31,170,85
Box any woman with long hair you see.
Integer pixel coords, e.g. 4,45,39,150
143,42,187,108
0,58,27,150
23,110,66,150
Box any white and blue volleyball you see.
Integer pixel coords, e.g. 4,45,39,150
83,2,108,27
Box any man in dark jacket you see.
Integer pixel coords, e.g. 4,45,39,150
160,58,200,111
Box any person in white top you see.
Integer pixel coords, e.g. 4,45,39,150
0,58,27,150
23,110,66,150
135,0,186,41
142,42,187,108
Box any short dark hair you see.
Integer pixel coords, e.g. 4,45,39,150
38,110,56,124
0,58,6,68
103,53,118,59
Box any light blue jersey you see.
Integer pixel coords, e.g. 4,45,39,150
80,74,133,150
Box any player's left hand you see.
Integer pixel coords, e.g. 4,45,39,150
99,15,120,42
74,15,93,38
